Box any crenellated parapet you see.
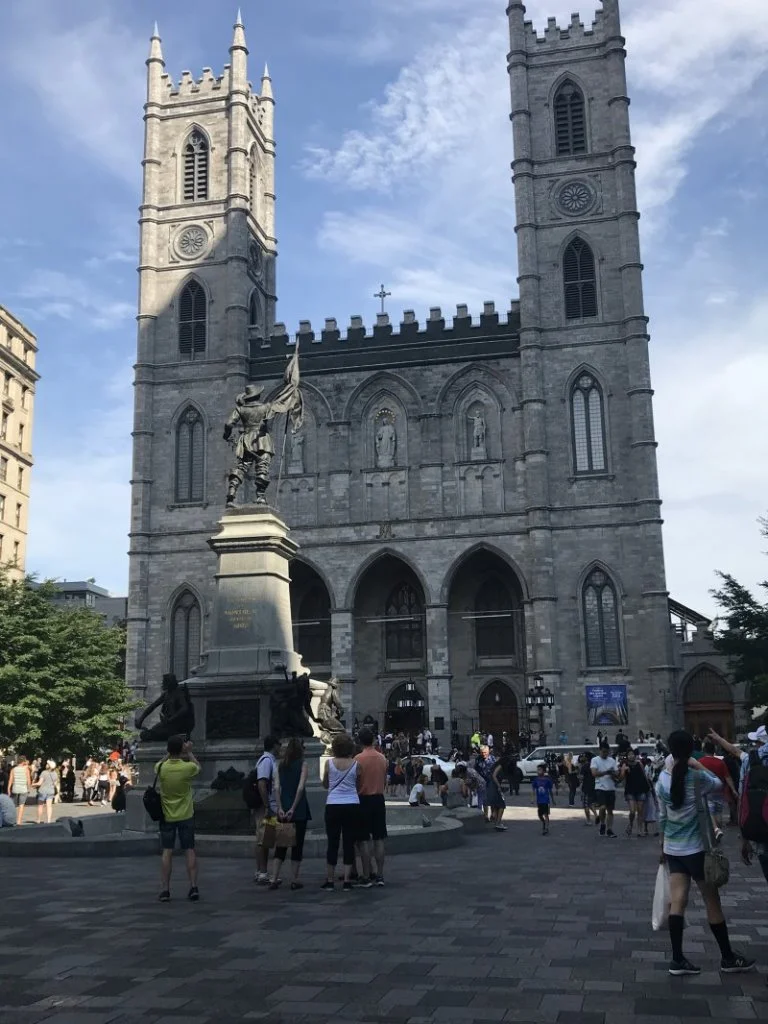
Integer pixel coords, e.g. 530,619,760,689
516,1,619,50
249,302,521,377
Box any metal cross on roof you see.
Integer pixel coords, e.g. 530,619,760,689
374,284,391,314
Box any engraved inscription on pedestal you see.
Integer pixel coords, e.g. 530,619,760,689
206,699,261,740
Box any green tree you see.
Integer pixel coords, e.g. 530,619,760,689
0,572,137,757
712,517,768,709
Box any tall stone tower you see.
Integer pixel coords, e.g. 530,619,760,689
127,14,276,700
506,0,675,730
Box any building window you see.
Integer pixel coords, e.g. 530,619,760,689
554,80,587,156
583,568,621,666
385,583,424,662
183,130,209,202
178,280,207,358
23,345,31,365
475,579,515,659
563,237,597,320
249,291,260,328
12,540,20,564
17,467,23,491
170,590,202,680
249,150,257,213
2,373,10,397
21,387,28,409
15,503,21,528
0,534,3,558
296,587,331,666
571,373,606,473
0,457,6,482
17,424,23,450
0,495,4,520
1,413,7,439
175,407,205,503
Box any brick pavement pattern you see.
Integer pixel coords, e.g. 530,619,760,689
1,808,767,1024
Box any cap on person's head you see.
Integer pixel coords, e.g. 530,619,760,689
748,726,768,743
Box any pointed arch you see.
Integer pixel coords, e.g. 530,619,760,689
297,379,334,424
436,362,518,413
553,78,587,156
342,370,423,422
169,587,203,679
177,277,208,358
248,288,262,328
345,547,432,611
568,365,607,473
563,236,598,320
174,404,205,503
581,564,622,667
290,555,338,611
440,542,530,604
183,126,209,201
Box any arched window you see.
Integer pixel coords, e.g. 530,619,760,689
249,290,261,328
249,149,258,214
385,583,424,662
571,373,606,473
175,407,205,503
475,579,515,659
564,238,597,320
170,590,202,680
178,280,207,358
297,586,331,666
554,80,587,156
583,569,621,667
183,130,209,201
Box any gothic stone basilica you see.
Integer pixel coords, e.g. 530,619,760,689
127,3,741,748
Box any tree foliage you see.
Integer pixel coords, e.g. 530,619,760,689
712,517,768,708
0,572,136,757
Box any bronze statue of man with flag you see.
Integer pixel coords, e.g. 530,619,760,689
223,345,303,507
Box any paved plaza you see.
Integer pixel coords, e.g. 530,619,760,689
1,802,767,1024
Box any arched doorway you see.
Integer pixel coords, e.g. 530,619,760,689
683,666,734,739
386,681,427,737
479,681,519,744
290,561,332,676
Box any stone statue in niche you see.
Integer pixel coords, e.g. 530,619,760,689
375,413,397,468
288,432,305,475
469,409,487,461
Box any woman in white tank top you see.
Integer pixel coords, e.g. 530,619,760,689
321,734,362,891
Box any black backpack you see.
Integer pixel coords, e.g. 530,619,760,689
242,755,271,810
739,750,768,844
143,766,164,823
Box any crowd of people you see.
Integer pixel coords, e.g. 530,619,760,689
0,746,136,826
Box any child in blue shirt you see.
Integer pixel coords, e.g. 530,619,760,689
531,764,555,834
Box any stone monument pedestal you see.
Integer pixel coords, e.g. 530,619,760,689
127,505,330,833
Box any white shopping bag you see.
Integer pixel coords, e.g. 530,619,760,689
651,863,670,931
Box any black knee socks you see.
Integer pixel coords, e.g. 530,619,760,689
669,915,685,961
709,921,733,959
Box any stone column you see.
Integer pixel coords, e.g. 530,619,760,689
331,609,355,721
426,605,452,748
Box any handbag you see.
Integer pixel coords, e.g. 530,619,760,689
651,863,670,931
694,773,730,888
143,766,164,824
274,821,297,848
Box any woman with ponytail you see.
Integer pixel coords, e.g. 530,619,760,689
656,730,755,976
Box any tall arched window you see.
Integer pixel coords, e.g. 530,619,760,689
571,373,606,473
183,130,209,201
249,290,261,328
249,149,258,214
170,590,202,679
583,569,621,667
475,579,515,659
175,406,205,503
385,583,424,662
178,280,207,358
297,587,331,666
554,80,587,156
564,237,597,320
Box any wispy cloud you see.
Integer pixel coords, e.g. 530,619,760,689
16,270,134,330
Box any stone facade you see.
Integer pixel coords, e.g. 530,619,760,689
128,4,697,746
0,304,38,582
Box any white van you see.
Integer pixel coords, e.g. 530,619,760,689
517,741,661,779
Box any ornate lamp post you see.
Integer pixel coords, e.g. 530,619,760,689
525,675,555,743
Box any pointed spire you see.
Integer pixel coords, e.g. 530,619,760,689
261,62,273,99
231,8,247,52
235,7,243,26
148,22,164,65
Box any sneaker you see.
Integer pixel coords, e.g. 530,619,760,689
495,824,508,832
268,880,281,890
375,876,385,887
254,872,270,886
669,958,701,976
543,827,549,835
342,881,353,892
357,878,374,888
158,890,170,903
187,886,200,902
606,830,617,839
721,954,756,974
599,824,606,836
320,881,335,891
290,881,304,891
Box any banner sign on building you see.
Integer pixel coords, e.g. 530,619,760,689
585,684,629,726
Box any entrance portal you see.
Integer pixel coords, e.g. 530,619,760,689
683,667,734,739
385,681,427,737
479,681,519,746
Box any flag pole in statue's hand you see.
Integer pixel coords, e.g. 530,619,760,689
275,340,301,506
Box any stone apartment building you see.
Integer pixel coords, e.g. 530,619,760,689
127,3,741,745
0,305,37,582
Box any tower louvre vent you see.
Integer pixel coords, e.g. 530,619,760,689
563,238,597,320
554,81,587,156
183,131,209,201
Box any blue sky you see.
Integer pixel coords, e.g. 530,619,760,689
1,0,767,616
